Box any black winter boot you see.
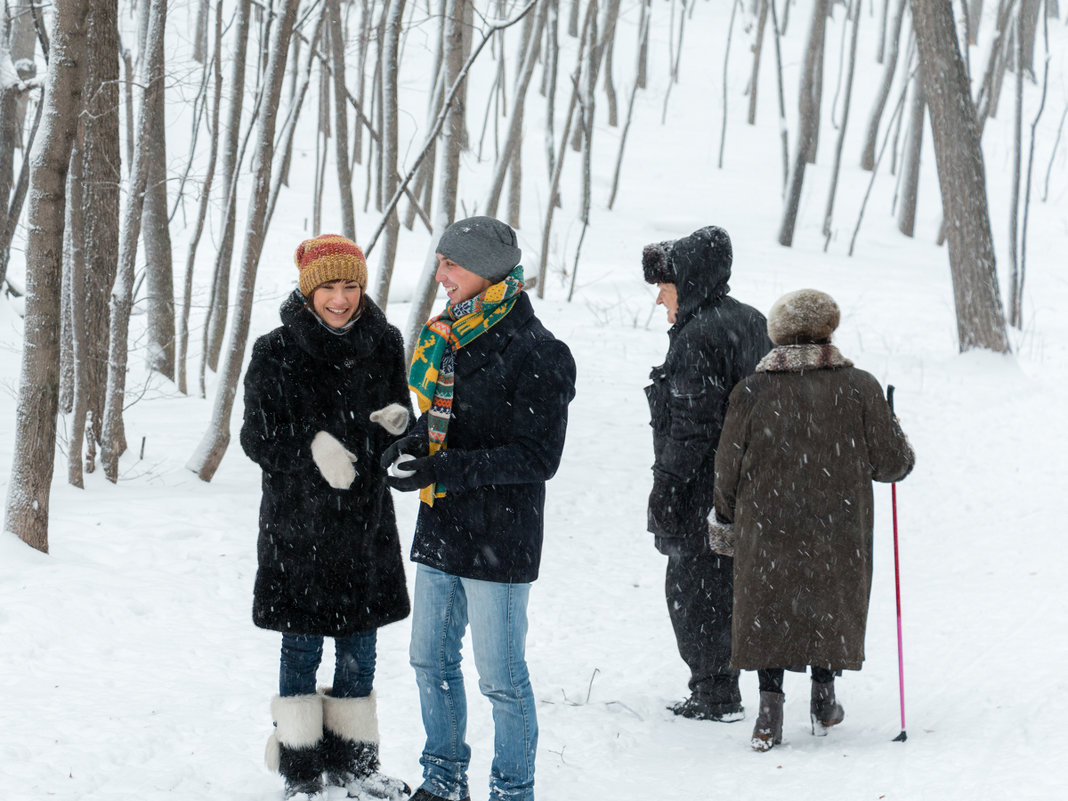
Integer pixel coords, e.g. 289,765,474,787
321,691,410,800
810,679,845,736
669,673,744,722
750,690,784,752
265,694,325,799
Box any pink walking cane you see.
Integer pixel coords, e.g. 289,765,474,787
887,385,907,743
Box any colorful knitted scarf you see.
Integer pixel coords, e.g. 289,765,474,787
408,264,525,505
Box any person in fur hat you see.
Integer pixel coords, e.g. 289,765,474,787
240,233,414,800
642,226,771,722
381,216,576,801
711,288,915,752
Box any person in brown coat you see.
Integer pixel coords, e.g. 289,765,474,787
711,288,915,752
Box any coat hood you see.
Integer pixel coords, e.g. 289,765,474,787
669,226,733,321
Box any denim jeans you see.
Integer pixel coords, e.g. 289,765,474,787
279,630,377,698
410,564,537,801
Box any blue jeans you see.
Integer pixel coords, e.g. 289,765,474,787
279,630,377,698
410,564,537,801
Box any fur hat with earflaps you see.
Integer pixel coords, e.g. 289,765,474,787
766,288,841,345
642,240,676,284
295,234,368,297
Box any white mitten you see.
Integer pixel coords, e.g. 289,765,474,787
310,431,357,489
369,403,410,435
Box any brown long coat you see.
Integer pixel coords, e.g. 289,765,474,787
713,345,915,671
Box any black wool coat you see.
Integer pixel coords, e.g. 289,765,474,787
410,292,577,583
241,290,413,636
646,231,771,555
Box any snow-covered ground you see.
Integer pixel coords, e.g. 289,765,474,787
3,2,1067,799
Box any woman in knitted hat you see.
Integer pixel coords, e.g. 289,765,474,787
711,289,915,752
240,234,414,800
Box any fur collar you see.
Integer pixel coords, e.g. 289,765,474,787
755,343,853,373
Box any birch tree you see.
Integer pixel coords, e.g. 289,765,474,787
4,0,89,552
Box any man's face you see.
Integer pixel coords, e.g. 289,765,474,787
656,282,678,324
435,254,493,304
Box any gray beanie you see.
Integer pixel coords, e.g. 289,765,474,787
436,216,521,283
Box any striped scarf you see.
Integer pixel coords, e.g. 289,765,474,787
408,264,525,505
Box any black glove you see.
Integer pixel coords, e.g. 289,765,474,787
379,435,428,470
647,473,683,537
385,454,439,492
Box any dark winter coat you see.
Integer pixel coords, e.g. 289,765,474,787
241,290,413,636
713,344,915,671
410,292,576,583
645,228,771,556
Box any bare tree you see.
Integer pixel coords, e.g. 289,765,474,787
861,0,907,170
101,0,169,483
896,66,925,237
778,0,830,247
822,0,861,248
374,0,407,308
4,0,89,552
909,0,1009,352
326,0,355,239
177,0,223,396
747,0,769,125
203,0,252,373
188,0,302,481
485,0,548,219
141,5,175,381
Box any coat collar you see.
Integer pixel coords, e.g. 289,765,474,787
454,291,534,376
756,343,853,373
279,288,388,362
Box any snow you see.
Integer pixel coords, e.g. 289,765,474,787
2,2,1068,800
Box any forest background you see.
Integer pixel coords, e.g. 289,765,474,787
2,0,1067,799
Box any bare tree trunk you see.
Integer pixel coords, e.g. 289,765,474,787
770,0,789,191
404,0,466,363
896,68,925,237
1008,2,1024,327
142,18,176,380
778,0,829,246
975,0,1017,131
540,0,595,294
485,0,547,218
204,0,251,373
188,0,301,482
177,0,223,396
1018,0,1041,79
4,0,88,552
861,0,907,170
747,0,769,125
636,0,650,89
601,0,621,126
60,132,83,415
968,0,984,42
374,0,407,308
822,0,860,249
102,0,169,483
193,0,210,63
608,0,647,209
719,0,741,167
909,0,1010,353
878,0,891,61
326,0,356,239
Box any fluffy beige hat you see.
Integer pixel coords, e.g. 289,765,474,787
767,289,840,345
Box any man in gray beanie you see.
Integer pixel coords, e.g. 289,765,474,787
435,215,522,283
383,215,576,801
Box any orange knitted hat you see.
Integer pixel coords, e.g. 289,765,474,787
294,234,368,297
